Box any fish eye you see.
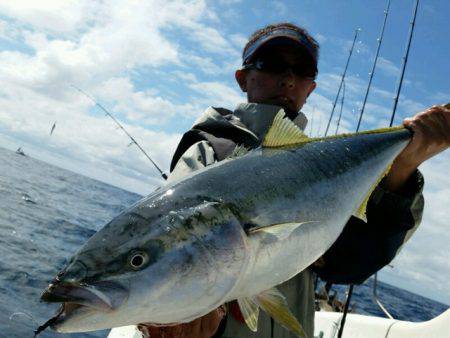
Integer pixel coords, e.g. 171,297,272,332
129,251,149,270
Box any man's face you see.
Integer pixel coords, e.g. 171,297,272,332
236,45,316,115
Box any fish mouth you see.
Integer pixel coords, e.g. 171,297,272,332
40,280,128,330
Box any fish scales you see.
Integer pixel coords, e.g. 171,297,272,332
168,129,410,230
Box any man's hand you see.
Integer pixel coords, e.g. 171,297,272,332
384,104,450,193
138,305,226,338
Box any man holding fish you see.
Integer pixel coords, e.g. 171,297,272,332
37,23,449,338
141,23,450,338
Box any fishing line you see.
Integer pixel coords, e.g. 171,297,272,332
356,0,392,132
324,28,360,136
9,311,40,326
8,310,59,338
71,84,168,180
390,0,420,127
334,80,346,135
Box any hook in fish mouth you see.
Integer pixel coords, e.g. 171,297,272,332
34,302,96,336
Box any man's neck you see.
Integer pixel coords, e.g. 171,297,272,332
283,108,299,120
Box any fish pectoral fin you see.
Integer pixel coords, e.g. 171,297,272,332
353,161,394,222
247,222,312,240
353,195,369,222
262,110,309,148
237,297,260,332
255,288,307,338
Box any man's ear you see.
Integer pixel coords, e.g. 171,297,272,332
235,69,247,92
307,81,317,98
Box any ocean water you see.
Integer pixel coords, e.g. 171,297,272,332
0,146,447,338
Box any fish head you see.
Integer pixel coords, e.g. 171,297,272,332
40,205,169,332
41,198,248,332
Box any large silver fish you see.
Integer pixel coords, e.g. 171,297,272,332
38,111,412,337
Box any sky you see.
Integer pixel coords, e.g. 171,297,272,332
0,0,449,305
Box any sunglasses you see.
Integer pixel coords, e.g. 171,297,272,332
243,57,316,80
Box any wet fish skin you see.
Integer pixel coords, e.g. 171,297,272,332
41,125,412,334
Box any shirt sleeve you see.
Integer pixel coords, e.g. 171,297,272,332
313,170,425,284
167,140,216,183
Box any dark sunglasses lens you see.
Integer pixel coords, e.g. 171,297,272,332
255,58,314,78
291,64,312,77
256,59,288,73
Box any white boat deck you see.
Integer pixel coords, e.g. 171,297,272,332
108,308,450,338
314,308,450,338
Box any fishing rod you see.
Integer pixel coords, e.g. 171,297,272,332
324,28,361,136
370,0,421,321
390,0,420,127
356,0,392,132
335,80,346,135
72,85,168,180
337,5,395,334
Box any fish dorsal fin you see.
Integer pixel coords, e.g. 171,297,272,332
262,110,309,148
247,222,311,240
353,162,394,221
255,288,307,338
237,297,260,332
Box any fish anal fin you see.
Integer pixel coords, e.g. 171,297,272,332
353,162,394,222
255,288,307,338
262,110,309,148
237,297,260,332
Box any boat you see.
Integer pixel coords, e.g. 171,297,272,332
15,147,26,156
107,309,450,338
313,308,450,338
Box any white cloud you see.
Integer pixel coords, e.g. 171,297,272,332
315,73,341,96
184,53,225,75
354,38,370,56
0,0,232,194
333,33,370,57
187,24,237,55
316,73,369,101
0,80,181,192
302,93,333,136
272,1,288,16
378,144,450,304
371,86,394,100
420,155,450,234
171,70,198,83
0,18,22,41
229,33,248,49
218,0,242,4
92,77,197,125
377,56,400,77
397,98,427,119
189,81,245,108
0,0,99,35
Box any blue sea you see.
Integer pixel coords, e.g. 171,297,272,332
0,146,448,338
